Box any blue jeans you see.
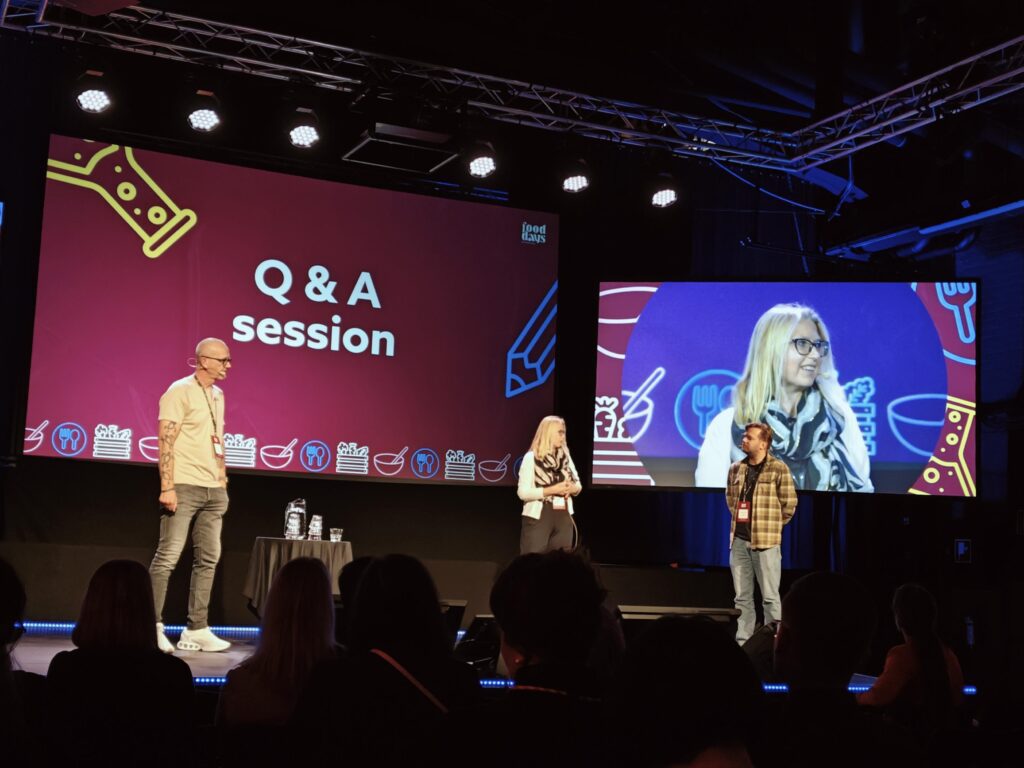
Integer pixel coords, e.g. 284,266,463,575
149,484,228,629
729,540,782,644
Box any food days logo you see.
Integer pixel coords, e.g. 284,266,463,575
521,222,547,245
232,259,395,358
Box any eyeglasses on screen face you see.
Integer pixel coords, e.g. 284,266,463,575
790,338,830,357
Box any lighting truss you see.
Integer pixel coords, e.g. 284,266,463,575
2,1,1023,174
791,35,1024,169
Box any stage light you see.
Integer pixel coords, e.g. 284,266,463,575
561,159,590,193
187,90,221,132
466,141,497,178
563,174,588,193
290,124,319,148
188,108,220,132
77,89,111,113
74,70,111,113
650,173,678,208
288,107,321,148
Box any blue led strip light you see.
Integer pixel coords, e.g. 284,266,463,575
479,679,516,689
21,621,259,636
178,679,982,692
20,621,77,633
194,677,228,687
162,625,260,636
758,683,977,695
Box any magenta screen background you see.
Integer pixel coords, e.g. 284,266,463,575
24,135,558,485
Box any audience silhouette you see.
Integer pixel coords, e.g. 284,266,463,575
4,553,989,768
46,559,195,767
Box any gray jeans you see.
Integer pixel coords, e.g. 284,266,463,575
520,505,573,555
729,540,782,645
149,484,228,630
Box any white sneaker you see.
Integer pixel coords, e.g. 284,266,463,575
176,627,231,652
156,622,175,654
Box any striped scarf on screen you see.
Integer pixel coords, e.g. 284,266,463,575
733,386,868,492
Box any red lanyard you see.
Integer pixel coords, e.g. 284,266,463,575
369,648,448,714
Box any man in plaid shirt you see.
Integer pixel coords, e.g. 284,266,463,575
725,422,797,644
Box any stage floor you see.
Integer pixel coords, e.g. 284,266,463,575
12,635,257,679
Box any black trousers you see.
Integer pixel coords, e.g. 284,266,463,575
519,505,573,554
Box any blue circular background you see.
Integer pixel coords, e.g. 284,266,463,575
411,448,440,479
299,440,331,472
51,421,88,457
622,283,947,465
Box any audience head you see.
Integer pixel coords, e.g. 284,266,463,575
490,551,605,675
892,582,938,639
348,554,450,665
892,581,955,726
72,560,157,652
247,556,335,690
1,557,27,667
774,571,876,690
336,556,374,647
338,556,374,607
611,616,764,767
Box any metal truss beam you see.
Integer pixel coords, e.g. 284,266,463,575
792,34,1024,170
2,1,1023,175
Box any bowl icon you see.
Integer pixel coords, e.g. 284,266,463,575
620,399,654,441
887,394,946,458
373,447,408,476
597,284,660,359
24,420,49,454
138,436,160,462
478,454,512,483
260,439,298,470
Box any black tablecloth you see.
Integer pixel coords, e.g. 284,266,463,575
242,537,354,617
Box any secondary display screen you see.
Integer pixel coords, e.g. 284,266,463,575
23,135,558,485
593,282,977,496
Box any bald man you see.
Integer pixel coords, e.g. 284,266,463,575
151,338,233,653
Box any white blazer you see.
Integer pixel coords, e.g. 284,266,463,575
517,450,582,519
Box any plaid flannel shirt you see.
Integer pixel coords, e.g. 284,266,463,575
725,454,797,548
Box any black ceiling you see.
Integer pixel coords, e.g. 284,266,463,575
39,0,1024,245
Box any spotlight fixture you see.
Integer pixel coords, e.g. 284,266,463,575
74,70,111,114
466,141,497,178
561,159,590,193
187,90,221,133
650,173,678,208
288,107,320,149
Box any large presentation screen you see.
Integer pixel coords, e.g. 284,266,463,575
23,135,558,486
594,282,977,496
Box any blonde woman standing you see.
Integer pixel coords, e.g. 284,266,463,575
517,416,582,554
696,303,872,492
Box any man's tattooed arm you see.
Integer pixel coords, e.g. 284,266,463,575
158,420,182,510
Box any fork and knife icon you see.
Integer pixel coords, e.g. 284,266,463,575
304,443,327,467
51,422,86,455
59,426,82,451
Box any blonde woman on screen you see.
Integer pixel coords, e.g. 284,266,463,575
695,303,872,492
517,416,582,554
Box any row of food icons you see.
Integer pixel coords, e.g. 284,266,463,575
24,420,518,482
